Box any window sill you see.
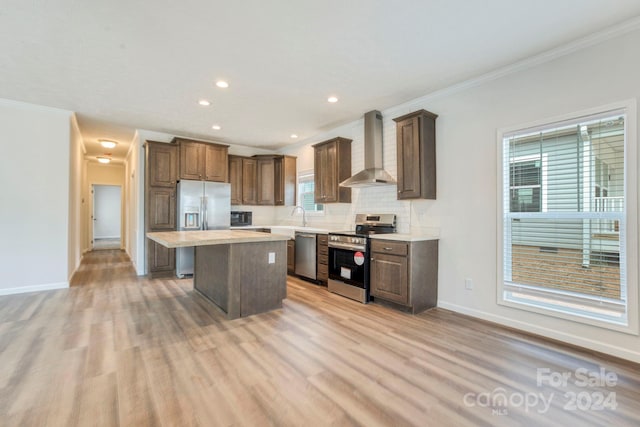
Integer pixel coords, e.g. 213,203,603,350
499,289,637,336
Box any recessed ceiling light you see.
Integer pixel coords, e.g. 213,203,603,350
99,140,117,149
212,125,222,130
216,80,229,88
290,134,298,139
97,156,111,164
327,96,338,103
198,99,211,106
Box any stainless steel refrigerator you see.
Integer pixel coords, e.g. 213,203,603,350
176,180,231,278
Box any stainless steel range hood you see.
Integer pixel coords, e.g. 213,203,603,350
339,110,397,188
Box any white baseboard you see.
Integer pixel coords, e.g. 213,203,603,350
438,301,640,364
0,282,69,296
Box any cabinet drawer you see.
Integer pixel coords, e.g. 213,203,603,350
371,240,408,256
317,263,328,280
317,253,328,265
317,244,328,256
317,234,328,244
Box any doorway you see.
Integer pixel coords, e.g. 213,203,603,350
92,184,122,250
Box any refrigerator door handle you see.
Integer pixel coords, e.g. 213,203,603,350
202,196,208,230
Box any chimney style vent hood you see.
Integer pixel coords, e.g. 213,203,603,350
339,110,397,188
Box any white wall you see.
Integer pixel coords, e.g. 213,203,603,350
124,131,144,275
0,99,72,294
277,27,640,362
68,114,85,281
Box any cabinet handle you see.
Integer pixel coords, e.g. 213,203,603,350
383,247,393,251
371,258,375,261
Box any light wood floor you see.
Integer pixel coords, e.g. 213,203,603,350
1,250,638,426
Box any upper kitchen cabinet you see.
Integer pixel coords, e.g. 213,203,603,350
274,155,296,206
230,155,297,206
229,155,243,205
242,157,258,205
313,137,351,204
255,155,276,205
174,137,229,182
393,110,437,200
205,143,228,182
146,141,177,187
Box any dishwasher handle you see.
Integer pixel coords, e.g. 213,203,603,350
295,233,316,239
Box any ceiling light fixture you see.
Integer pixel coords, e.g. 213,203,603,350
198,99,211,106
99,140,117,149
212,125,222,130
290,134,298,139
327,96,338,103
216,80,229,88
97,156,111,164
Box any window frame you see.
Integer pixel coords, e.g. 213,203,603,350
297,170,324,215
496,100,638,335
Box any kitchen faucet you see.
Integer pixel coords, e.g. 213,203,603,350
291,205,307,227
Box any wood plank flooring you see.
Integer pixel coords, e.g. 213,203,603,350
0,250,639,426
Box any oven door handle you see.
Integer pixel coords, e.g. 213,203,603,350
328,242,367,252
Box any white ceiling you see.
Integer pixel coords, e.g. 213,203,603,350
2,1,640,162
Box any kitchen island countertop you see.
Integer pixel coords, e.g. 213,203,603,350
147,229,290,248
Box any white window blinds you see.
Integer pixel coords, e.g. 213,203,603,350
501,109,628,325
298,172,323,213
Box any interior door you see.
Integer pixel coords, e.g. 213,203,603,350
92,184,122,249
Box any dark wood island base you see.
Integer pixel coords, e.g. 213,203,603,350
146,230,290,319
194,240,287,319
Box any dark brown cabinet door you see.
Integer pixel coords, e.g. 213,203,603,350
323,142,338,202
275,156,297,206
148,240,175,272
316,234,328,283
370,253,409,304
313,138,351,204
229,155,243,205
396,117,422,199
242,158,257,205
147,187,176,229
393,110,437,200
314,145,325,202
179,141,205,180
147,142,177,187
204,144,228,182
287,239,295,274
274,157,284,205
256,158,275,205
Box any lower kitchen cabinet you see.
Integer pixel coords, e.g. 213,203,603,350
287,239,295,274
147,240,175,277
317,234,328,284
370,238,438,313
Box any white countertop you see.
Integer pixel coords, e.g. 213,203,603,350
369,233,439,242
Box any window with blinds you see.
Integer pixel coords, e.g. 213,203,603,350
499,108,632,327
298,171,324,213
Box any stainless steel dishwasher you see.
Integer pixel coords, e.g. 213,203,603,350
295,232,317,280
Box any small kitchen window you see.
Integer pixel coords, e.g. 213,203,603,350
298,171,324,213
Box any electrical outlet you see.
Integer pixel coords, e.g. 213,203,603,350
268,252,276,264
465,278,473,290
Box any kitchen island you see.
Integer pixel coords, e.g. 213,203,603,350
147,230,290,319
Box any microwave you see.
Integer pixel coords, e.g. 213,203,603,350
230,211,252,227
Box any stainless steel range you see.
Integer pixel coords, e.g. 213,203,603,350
328,214,396,303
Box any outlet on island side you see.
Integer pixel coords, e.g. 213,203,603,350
268,252,276,264
465,278,473,290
